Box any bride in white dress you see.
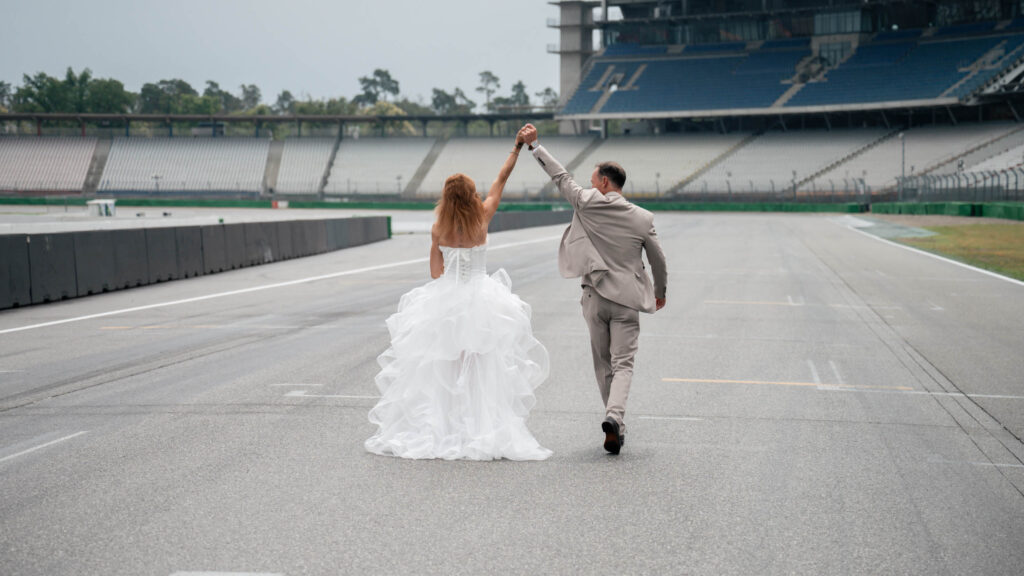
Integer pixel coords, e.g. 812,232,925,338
365,128,551,461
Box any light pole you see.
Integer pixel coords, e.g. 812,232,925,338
899,132,905,201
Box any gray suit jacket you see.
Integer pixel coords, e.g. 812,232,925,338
531,144,667,313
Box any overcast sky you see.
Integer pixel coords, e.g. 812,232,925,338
2,0,575,106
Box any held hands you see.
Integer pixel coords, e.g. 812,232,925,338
518,123,538,147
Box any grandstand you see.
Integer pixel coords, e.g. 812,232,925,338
99,138,269,196
326,138,435,196
0,137,97,193
274,138,334,195
686,128,889,195
5,1,1024,203
556,2,1024,120
577,133,746,195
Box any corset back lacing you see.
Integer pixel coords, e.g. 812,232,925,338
442,245,485,284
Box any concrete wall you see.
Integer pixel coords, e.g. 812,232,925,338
0,216,390,310
488,209,573,233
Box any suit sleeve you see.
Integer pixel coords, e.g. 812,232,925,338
531,145,585,211
644,221,668,299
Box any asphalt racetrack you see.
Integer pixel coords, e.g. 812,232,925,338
2,210,1023,575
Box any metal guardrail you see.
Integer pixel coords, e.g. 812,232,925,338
897,169,1024,202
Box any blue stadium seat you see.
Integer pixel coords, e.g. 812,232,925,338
560,30,1024,116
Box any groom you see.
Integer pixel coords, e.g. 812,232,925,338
519,124,667,455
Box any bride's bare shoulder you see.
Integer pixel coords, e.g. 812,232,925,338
439,228,487,248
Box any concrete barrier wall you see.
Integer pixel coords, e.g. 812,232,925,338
0,216,389,311
488,210,573,233
28,233,78,304
1,234,32,309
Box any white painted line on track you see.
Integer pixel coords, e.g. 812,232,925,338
828,360,845,386
806,359,821,385
842,222,1024,288
0,431,88,464
928,458,1024,469
0,235,562,336
638,415,705,422
663,377,1024,399
827,388,1024,400
285,391,380,399
170,572,284,576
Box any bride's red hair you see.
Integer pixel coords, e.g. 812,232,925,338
435,173,484,239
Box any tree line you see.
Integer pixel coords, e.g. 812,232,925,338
0,67,559,117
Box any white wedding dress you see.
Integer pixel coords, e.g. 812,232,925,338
365,242,552,461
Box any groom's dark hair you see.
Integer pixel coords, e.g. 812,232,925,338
596,162,626,189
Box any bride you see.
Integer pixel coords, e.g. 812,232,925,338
364,127,551,461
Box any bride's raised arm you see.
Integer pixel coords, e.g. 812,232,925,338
482,129,528,221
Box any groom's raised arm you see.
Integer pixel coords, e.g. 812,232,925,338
521,125,586,211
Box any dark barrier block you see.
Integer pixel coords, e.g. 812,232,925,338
28,233,77,304
293,220,327,255
359,217,386,244
326,218,349,251
309,220,328,254
488,213,507,233
145,227,178,283
73,231,115,296
345,218,365,248
0,235,32,309
176,227,204,278
372,216,391,242
291,221,311,257
261,221,280,263
224,224,247,269
243,222,280,265
112,229,149,289
243,223,266,266
276,222,294,260
201,225,228,274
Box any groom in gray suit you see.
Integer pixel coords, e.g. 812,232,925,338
519,124,667,455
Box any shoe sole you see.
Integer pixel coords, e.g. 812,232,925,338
602,420,621,455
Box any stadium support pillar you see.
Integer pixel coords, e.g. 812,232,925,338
1008,100,1020,122
36,119,41,136
81,121,86,138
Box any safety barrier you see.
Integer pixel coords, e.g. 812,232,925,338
871,202,1024,220
0,216,390,310
488,209,573,232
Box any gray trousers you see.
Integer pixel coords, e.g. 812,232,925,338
581,286,640,434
